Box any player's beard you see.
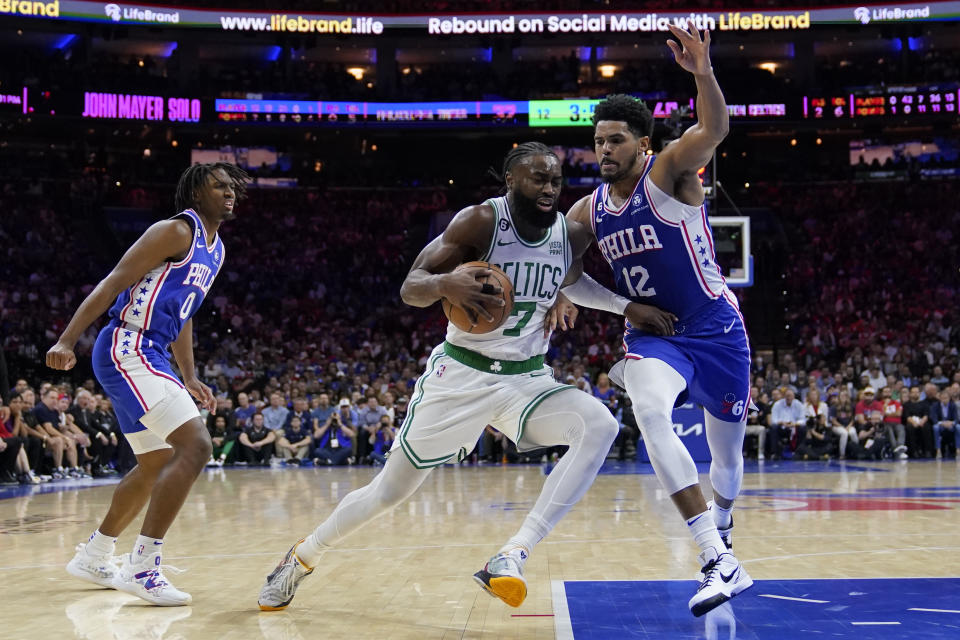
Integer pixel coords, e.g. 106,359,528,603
601,154,639,184
511,190,556,229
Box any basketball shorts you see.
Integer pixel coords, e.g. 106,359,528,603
610,292,751,423
92,323,200,454
392,342,577,469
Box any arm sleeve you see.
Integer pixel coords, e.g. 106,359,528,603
561,272,631,315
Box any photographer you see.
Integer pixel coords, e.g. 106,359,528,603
312,399,357,466
795,401,834,461
368,414,395,465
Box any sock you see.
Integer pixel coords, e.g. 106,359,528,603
297,532,330,568
711,502,733,530
501,512,550,560
686,510,726,558
132,534,163,564
496,544,530,568
85,529,116,556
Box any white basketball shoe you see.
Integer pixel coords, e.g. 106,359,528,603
689,548,753,617
112,552,192,606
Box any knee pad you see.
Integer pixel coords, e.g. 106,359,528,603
635,407,699,495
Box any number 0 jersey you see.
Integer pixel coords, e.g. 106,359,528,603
445,196,571,361
590,156,728,324
105,208,225,348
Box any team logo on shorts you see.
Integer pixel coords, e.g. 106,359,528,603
721,393,745,416
436,364,446,378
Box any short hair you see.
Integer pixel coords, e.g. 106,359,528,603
592,94,654,139
174,162,250,213
500,142,558,181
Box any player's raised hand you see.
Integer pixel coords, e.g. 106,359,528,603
543,292,579,337
625,303,678,337
46,342,77,370
666,21,712,76
185,378,217,412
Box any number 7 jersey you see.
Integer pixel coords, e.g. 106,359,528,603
444,196,571,361
590,156,728,324
105,208,225,348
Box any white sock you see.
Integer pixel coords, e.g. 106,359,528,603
297,533,329,568
711,501,733,530
686,510,726,558
132,535,163,564
85,529,116,556
496,544,530,567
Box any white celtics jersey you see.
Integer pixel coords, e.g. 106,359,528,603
445,196,571,361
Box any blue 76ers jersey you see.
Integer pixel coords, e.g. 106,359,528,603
106,208,224,348
590,156,727,323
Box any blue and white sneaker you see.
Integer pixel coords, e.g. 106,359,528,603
689,548,752,617
112,552,191,606
473,548,528,608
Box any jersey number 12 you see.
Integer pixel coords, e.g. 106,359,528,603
622,266,656,297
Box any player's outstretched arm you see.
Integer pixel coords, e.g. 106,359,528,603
46,219,195,371
399,204,505,323
651,22,728,189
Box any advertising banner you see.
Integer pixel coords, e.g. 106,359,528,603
1,1,957,34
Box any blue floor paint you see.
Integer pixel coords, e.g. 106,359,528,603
599,459,892,475
562,578,960,639
0,477,119,500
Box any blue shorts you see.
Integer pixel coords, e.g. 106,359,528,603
92,323,199,452
620,292,751,422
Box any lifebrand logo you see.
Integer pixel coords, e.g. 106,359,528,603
0,0,59,17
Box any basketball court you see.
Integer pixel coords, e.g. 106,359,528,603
3,459,958,639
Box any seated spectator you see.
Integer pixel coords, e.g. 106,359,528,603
880,386,907,459
930,389,959,458
794,411,834,461
592,373,618,416
902,386,935,458
208,414,238,466
5,393,48,477
770,389,805,459
96,397,133,473
310,393,335,432
855,410,889,460
70,390,117,476
930,365,950,389
367,414,395,465
234,392,257,430
744,386,770,460
854,387,883,427
261,392,290,433
356,396,387,436
238,413,276,466
0,400,39,484
828,389,858,460
276,415,312,464
284,397,312,433
312,399,356,466
31,388,81,478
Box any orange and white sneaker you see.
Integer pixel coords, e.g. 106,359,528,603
473,548,528,608
258,540,314,611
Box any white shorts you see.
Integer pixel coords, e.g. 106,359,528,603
392,343,577,469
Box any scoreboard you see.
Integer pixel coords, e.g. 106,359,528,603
804,87,958,119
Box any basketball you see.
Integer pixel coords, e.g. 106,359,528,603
441,261,514,334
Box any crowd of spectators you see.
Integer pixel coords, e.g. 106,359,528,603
2,152,959,483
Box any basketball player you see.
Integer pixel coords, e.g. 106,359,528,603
47,162,249,606
258,142,675,611
560,23,753,616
